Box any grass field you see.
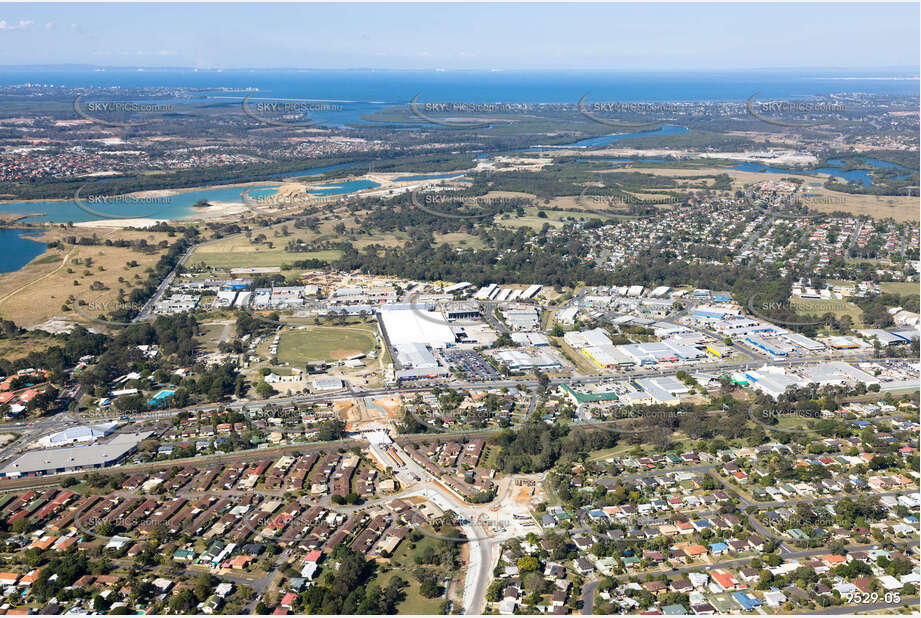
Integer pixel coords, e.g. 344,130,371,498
0,227,171,328
791,297,864,324
191,249,342,269
880,282,920,296
276,325,378,362
0,335,58,362
369,528,456,614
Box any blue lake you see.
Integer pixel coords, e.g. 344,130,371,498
0,184,282,223
308,179,380,196
730,160,879,187
0,228,47,273
523,125,688,151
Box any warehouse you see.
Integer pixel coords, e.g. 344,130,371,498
0,431,152,478
564,328,612,349
857,329,911,347
378,306,456,349
619,344,658,365
744,370,803,399
37,422,118,448
494,349,561,373
474,284,497,300
511,332,550,346
583,345,634,369
706,344,732,358
826,336,865,350
393,342,439,370
502,307,540,331
520,285,542,300
800,362,880,388
744,334,793,357
443,281,471,294
691,305,740,320
780,332,825,351
634,378,681,404
443,302,480,321
312,377,344,391
555,306,579,325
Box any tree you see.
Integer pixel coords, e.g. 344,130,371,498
419,578,441,598
256,381,276,399
517,556,539,573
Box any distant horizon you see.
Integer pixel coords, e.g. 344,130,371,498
2,64,918,74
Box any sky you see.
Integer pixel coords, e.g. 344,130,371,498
0,2,917,71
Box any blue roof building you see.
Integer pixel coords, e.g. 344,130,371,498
732,592,761,611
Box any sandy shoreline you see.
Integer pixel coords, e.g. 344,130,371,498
71,200,253,228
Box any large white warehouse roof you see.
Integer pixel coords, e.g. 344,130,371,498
379,307,456,349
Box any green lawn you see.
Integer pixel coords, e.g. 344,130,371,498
790,297,864,324
369,528,458,614
880,282,920,296
367,567,445,615
276,326,377,362
190,249,342,269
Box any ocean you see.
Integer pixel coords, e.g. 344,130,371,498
4,68,918,102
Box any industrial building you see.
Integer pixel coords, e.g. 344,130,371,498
511,332,550,347
37,422,118,448
443,281,471,294
744,334,795,357
502,307,540,331
394,342,439,370
378,306,456,349
800,362,880,388
493,349,561,373
857,329,914,347
634,376,689,404
555,306,579,325
443,302,480,321
564,328,612,349
0,431,153,478
582,345,635,369
744,369,803,399
312,377,344,391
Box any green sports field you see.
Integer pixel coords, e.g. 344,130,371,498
276,326,378,362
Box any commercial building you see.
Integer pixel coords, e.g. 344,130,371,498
494,349,561,373
378,306,456,349
502,307,540,331
37,422,118,448
634,377,686,404
0,431,153,478
555,306,579,325
564,328,612,349
744,369,803,399
511,332,550,347
857,329,912,346
443,281,471,294
393,342,438,370
799,362,880,388
312,377,344,391
443,302,480,321
583,345,635,369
